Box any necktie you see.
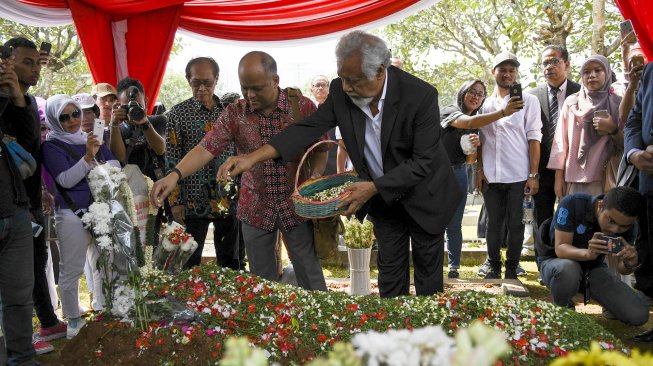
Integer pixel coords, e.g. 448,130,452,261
548,87,560,140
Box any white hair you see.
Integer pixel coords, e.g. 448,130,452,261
335,30,391,80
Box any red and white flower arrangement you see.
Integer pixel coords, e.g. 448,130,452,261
153,221,198,273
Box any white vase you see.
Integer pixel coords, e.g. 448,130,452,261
347,247,372,296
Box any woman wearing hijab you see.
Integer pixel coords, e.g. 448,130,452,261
548,55,623,198
41,94,119,339
440,80,521,278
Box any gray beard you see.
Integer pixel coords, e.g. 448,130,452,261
347,93,373,109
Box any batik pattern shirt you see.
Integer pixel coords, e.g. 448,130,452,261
165,95,236,218
201,89,324,232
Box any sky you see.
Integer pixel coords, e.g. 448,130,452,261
166,33,341,94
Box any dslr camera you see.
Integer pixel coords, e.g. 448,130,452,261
121,86,145,121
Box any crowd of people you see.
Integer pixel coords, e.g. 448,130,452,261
1,26,652,365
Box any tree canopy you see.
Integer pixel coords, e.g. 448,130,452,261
380,0,623,106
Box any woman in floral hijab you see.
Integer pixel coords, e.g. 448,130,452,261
548,55,623,198
41,94,119,339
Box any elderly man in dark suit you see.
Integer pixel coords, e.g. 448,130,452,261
528,46,581,229
213,30,462,298
625,62,653,342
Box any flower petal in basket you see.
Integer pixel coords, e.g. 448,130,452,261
292,171,363,219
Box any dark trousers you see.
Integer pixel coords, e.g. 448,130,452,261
183,215,240,270
534,169,556,227
32,210,59,328
0,209,36,365
368,197,444,298
635,193,653,295
241,219,326,291
483,181,525,266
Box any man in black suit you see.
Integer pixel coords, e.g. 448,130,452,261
212,30,462,298
528,46,581,229
625,62,653,342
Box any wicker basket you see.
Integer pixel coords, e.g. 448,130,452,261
292,140,363,219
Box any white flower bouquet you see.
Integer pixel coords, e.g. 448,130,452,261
350,321,510,366
81,164,148,329
153,221,198,274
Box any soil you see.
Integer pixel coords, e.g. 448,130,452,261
57,321,216,366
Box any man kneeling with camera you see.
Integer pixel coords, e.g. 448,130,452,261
536,186,649,326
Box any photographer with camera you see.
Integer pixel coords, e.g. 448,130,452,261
535,186,649,326
109,77,165,178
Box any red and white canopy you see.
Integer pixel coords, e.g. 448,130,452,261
3,0,652,110
2,0,440,110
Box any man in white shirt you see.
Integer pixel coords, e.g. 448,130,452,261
476,51,543,279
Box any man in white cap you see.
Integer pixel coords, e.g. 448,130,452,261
475,51,543,279
72,93,100,134
92,82,117,127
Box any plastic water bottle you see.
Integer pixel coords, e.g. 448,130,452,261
522,195,534,224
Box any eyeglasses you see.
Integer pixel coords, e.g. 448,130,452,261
313,82,329,88
466,90,486,98
189,78,216,88
542,58,562,68
59,109,81,123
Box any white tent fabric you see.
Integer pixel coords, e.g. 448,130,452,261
1,0,73,26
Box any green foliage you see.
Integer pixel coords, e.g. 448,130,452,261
0,18,91,98
157,70,193,108
380,0,623,106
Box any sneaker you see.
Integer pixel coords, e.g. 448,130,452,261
477,260,492,276
516,264,527,276
67,318,86,339
521,247,535,257
39,321,67,341
32,336,54,355
447,269,460,279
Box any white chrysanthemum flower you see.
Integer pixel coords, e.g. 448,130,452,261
111,284,134,318
96,235,113,250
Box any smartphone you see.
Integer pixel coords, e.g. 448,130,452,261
40,42,52,55
93,119,105,145
32,222,43,238
509,83,523,109
0,45,12,59
594,109,609,119
620,20,637,43
601,235,623,253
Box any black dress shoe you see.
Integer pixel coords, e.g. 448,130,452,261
633,328,653,342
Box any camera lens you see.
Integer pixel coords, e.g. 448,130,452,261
128,104,145,121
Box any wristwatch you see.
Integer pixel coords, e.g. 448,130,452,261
141,121,150,131
528,173,540,180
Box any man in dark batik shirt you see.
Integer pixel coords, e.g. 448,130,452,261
164,57,239,270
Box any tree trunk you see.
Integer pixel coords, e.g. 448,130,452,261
592,0,606,55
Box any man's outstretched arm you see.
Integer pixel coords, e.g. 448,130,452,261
216,144,280,181
151,145,215,206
